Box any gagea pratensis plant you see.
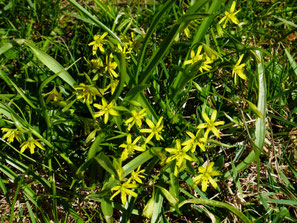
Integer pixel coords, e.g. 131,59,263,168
2,0,282,222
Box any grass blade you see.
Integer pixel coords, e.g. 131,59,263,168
135,0,175,82
0,71,37,109
178,199,251,223
67,0,123,46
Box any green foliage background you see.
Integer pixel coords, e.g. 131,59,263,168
0,0,297,222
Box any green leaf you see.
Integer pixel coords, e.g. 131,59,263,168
66,0,123,46
284,47,297,76
143,197,155,219
101,198,114,223
265,199,297,206
95,152,119,179
0,39,25,55
26,201,37,223
135,0,175,82
151,190,164,223
155,185,179,206
0,71,37,109
246,99,264,119
123,147,161,177
178,199,251,223
124,84,150,101
24,40,76,87
88,133,105,160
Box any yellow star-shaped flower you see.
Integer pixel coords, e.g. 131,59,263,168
140,117,164,144
125,108,147,131
232,54,247,85
74,83,102,105
110,181,138,205
129,166,145,184
20,138,45,154
88,32,108,55
182,129,206,152
165,139,194,176
219,1,240,28
1,128,22,143
120,134,145,161
193,162,221,192
184,46,213,73
43,86,63,104
105,53,118,78
93,98,120,124
197,110,225,139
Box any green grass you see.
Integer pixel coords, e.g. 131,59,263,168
0,0,297,222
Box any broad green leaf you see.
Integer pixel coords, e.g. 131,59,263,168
24,40,76,87
143,197,154,219
101,198,114,223
95,152,119,179
151,190,163,223
88,133,105,160
155,185,179,206
0,39,25,55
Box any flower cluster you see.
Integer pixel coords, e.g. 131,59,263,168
1,128,45,154
110,166,145,204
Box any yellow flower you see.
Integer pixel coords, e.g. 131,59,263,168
219,1,240,28
88,32,108,55
122,32,136,52
165,139,194,176
110,181,138,205
182,129,206,152
74,83,102,104
197,110,225,139
20,138,45,154
129,166,145,184
117,43,131,59
193,162,221,192
203,44,218,61
1,128,22,143
93,98,120,124
232,54,247,85
105,78,119,95
140,117,164,144
90,58,103,69
125,108,147,131
184,26,190,38
43,86,63,104
184,46,213,72
105,53,118,78
120,134,145,161
182,11,197,38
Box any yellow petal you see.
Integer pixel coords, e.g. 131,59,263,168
201,179,208,192
146,119,154,129
211,110,217,122
202,112,210,122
